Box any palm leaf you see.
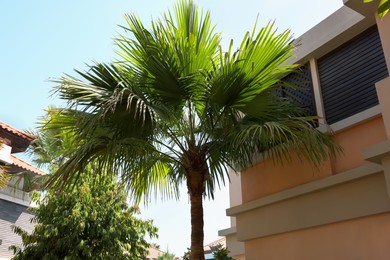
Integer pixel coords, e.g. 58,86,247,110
44,1,342,257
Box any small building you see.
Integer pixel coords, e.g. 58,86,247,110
145,246,181,260
146,246,164,260
0,122,45,259
204,237,226,260
219,0,390,259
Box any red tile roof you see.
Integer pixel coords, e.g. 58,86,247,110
204,237,226,251
0,121,35,142
9,155,46,175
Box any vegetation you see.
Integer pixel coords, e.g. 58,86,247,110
182,248,191,260
364,0,389,18
0,167,9,188
150,243,161,250
157,250,176,260
212,244,233,260
0,164,10,188
0,140,11,188
10,125,157,259
43,0,341,258
10,178,157,260
26,124,71,175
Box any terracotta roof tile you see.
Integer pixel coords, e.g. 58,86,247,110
9,154,46,176
0,121,35,141
204,237,226,251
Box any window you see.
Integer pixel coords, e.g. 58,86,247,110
318,26,388,124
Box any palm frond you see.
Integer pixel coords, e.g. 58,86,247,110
206,22,297,112
0,166,11,188
116,0,220,114
225,114,341,170
44,0,341,205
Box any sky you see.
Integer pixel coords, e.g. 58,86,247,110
0,0,343,256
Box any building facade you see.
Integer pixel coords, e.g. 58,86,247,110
204,237,226,260
0,122,45,259
219,0,390,259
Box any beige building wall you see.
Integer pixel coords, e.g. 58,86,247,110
220,0,390,259
241,116,387,203
376,8,390,138
228,170,242,227
218,170,245,258
245,212,390,260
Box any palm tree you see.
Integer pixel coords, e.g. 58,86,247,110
22,125,74,189
43,1,341,258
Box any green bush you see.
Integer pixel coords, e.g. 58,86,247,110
10,180,157,260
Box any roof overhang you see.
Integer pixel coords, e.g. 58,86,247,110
287,0,377,65
0,122,35,153
7,155,46,176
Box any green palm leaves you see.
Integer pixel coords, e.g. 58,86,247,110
44,1,341,258
0,166,10,189
46,0,340,200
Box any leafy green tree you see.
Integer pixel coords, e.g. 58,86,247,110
10,179,157,260
43,0,341,258
10,126,157,259
212,244,233,260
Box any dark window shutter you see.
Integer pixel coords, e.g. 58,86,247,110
318,26,389,124
278,63,316,116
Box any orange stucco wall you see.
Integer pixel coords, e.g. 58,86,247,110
332,116,387,173
245,212,390,260
241,151,332,203
241,116,387,203
233,7,390,260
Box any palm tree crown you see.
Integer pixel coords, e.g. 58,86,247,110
44,1,340,258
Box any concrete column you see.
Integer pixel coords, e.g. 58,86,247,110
375,13,390,138
376,12,390,68
382,156,390,197
309,58,327,128
228,170,242,227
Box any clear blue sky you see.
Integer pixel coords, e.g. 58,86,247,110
0,0,343,256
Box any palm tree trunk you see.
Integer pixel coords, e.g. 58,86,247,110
183,146,207,260
189,189,204,260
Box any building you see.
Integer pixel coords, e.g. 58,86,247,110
146,246,182,260
219,0,390,259
204,237,226,260
146,247,162,259
0,122,45,259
